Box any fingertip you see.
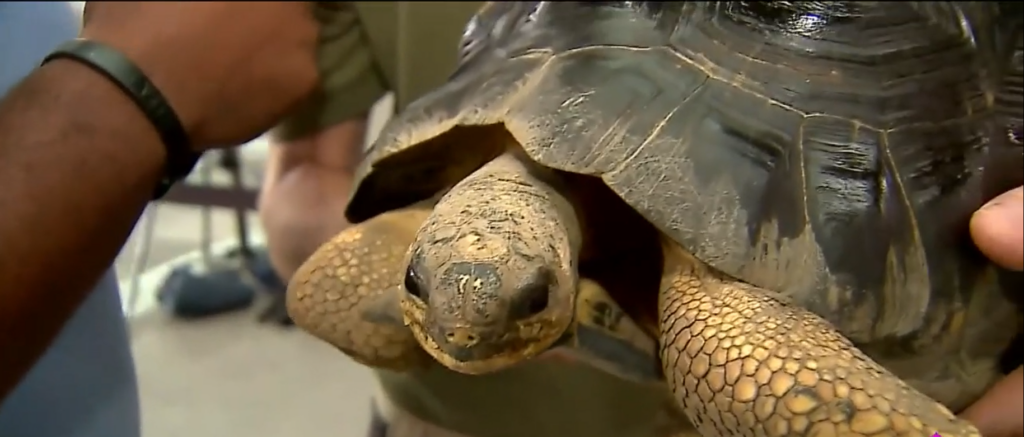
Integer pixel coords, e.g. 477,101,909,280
971,187,1024,271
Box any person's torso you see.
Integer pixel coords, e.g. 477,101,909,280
376,359,689,437
0,271,139,437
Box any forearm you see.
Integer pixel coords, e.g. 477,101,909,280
260,117,367,275
0,60,165,396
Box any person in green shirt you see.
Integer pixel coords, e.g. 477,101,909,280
257,3,687,437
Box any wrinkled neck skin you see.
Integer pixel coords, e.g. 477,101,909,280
402,151,583,374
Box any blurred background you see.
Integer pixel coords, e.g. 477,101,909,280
66,3,388,436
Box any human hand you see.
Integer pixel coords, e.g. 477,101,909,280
962,186,1023,437
80,2,320,149
970,187,1023,272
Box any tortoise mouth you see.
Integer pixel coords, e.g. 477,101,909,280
400,295,570,374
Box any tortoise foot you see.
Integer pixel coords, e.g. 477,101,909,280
658,245,980,437
287,207,433,371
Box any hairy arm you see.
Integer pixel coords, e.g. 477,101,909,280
0,0,320,400
0,60,165,397
260,117,368,280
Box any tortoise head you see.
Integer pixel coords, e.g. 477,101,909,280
399,154,582,374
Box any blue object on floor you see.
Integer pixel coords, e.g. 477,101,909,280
155,248,293,324
157,265,257,318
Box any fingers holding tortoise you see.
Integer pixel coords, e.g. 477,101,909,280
970,186,1023,272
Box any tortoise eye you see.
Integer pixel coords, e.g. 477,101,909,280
404,265,427,300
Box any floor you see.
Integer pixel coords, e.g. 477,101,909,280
116,95,396,437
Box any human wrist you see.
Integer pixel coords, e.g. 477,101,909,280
78,2,322,149
44,38,203,196
33,58,167,189
80,30,207,148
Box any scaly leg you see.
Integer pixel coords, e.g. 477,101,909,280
287,206,433,371
658,243,981,437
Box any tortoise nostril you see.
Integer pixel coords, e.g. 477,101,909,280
404,265,427,300
445,330,479,347
524,287,549,317
510,269,553,320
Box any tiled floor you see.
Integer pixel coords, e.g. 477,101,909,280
119,96,396,437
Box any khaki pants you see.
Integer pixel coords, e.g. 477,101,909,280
374,394,473,437
386,409,472,437
380,402,698,437
371,377,699,437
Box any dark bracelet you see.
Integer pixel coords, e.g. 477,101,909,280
41,39,201,199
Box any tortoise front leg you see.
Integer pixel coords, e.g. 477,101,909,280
657,243,981,437
287,207,433,371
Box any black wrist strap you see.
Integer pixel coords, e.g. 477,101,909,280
42,39,201,199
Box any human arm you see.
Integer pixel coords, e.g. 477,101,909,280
259,2,387,280
0,2,320,399
962,186,1024,437
259,2,484,281
0,59,166,399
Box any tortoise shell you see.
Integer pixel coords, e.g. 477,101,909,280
346,1,1023,376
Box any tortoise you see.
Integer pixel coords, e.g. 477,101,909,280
288,2,1024,437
